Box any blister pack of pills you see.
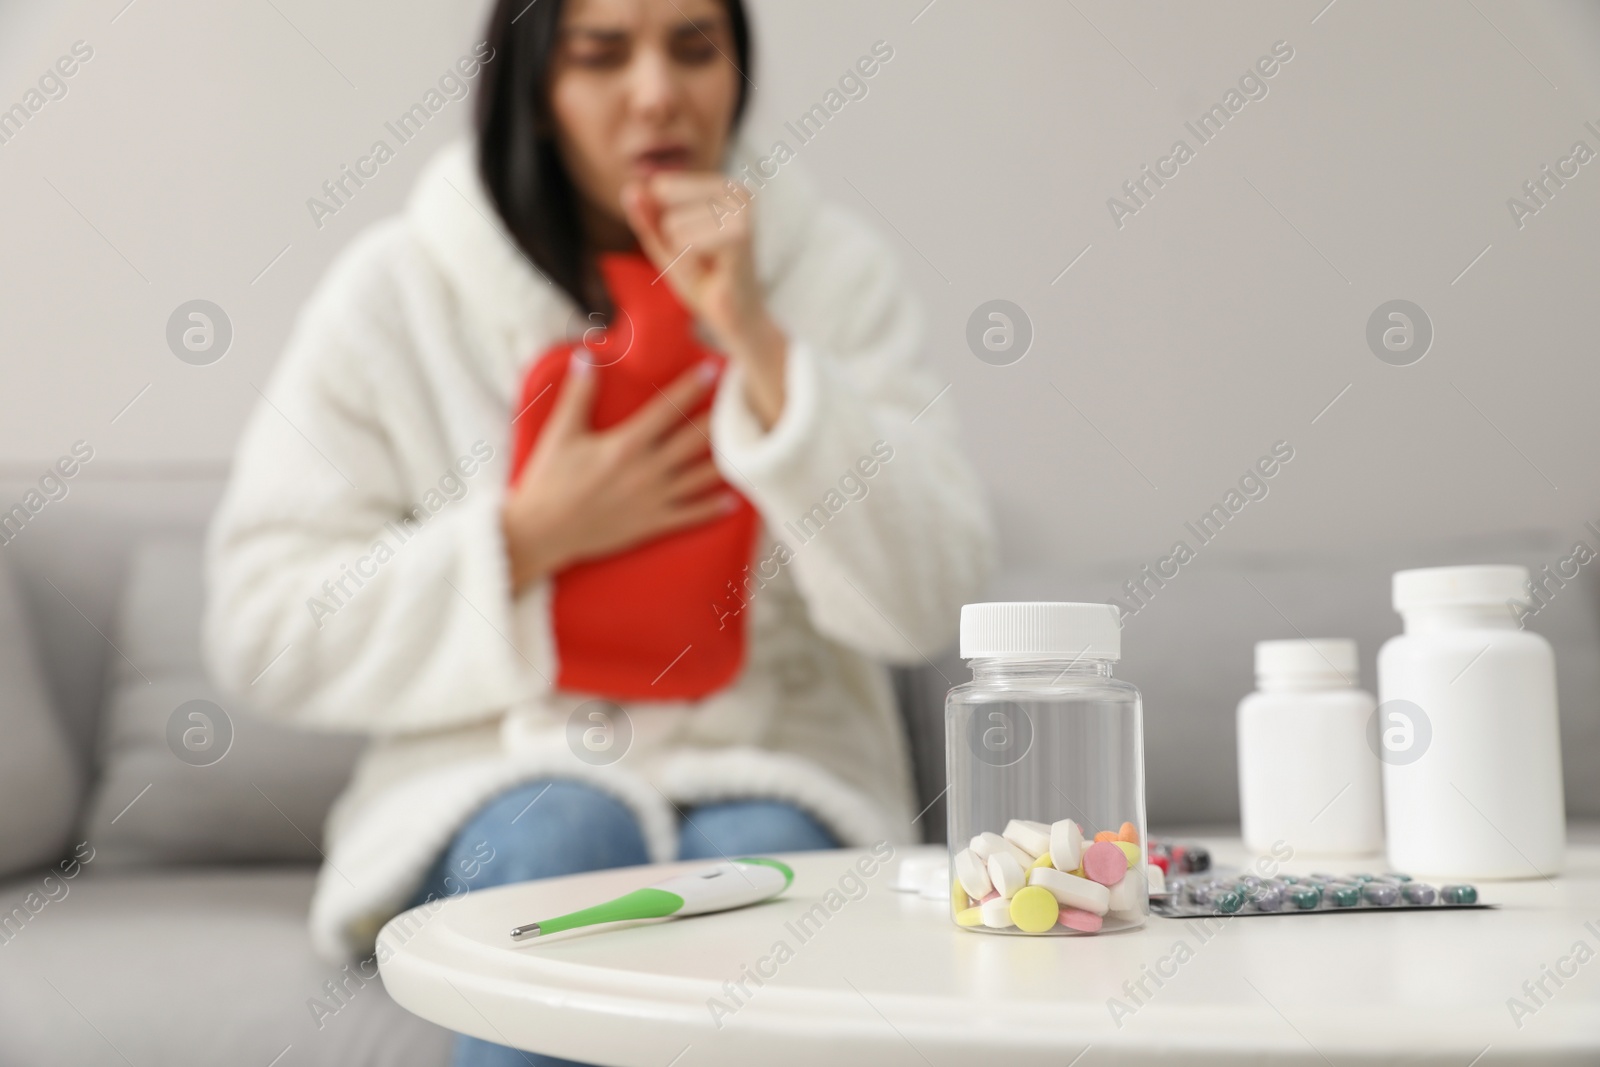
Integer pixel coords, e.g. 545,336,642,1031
1153,870,1491,917
1146,838,1211,878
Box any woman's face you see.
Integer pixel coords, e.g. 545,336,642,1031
549,0,741,242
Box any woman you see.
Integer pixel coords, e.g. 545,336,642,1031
205,0,992,1062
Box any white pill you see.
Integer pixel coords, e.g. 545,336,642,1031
971,831,1030,866
1145,864,1166,896
1029,866,1110,915
1050,819,1083,872
1107,869,1144,914
953,848,992,899
1002,819,1051,859
987,852,1027,898
980,895,1015,928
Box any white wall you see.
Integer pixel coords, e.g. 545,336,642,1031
746,0,1600,574
0,0,496,478
4,0,1597,561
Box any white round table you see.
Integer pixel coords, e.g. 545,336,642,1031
378,830,1600,1065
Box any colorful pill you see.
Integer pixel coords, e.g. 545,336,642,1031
1049,819,1083,872
1328,885,1360,908
1058,906,1103,933
1025,851,1054,876
1213,889,1245,914
1250,885,1284,912
1288,886,1322,910
1111,841,1141,868
1402,883,1437,905
1441,884,1478,905
1082,841,1128,887
1362,883,1400,906
1009,886,1059,932
1093,830,1119,843
954,906,984,927
1117,821,1139,843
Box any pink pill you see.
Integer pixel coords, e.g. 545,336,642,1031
980,891,1000,903
1058,906,1103,933
1082,841,1127,886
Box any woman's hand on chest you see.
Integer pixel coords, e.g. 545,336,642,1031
623,173,788,430
500,356,737,596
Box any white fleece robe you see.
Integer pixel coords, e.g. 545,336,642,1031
203,141,995,962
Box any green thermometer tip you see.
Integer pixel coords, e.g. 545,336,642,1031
511,888,684,940
510,857,793,942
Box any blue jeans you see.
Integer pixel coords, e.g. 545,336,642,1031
407,779,838,1067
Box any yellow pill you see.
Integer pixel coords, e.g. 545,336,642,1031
955,906,985,927
952,879,970,912
1112,841,1140,867
1009,886,1059,933
1026,851,1054,875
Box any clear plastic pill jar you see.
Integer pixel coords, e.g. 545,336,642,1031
945,602,1148,935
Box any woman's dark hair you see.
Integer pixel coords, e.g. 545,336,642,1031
475,0,752,316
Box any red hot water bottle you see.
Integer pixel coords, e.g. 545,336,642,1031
508,254,759,700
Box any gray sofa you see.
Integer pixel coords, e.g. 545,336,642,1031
0,478,454,1067
2,476,1596,1066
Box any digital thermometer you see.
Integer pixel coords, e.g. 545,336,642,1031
510,857,793,941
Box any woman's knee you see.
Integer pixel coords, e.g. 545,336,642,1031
678,800,838,860
442,779,651,890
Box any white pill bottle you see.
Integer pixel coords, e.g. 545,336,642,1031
1377,565,1565,878
945,603,1148,935
1236,639,1384,857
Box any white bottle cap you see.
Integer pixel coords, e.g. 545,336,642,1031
1392,565,1528,612
1254,638,1358,686
959,602,1121,660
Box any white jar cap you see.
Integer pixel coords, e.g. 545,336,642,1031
1393,565,1529,612
959,602,1121,660
1255,638,1357,684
